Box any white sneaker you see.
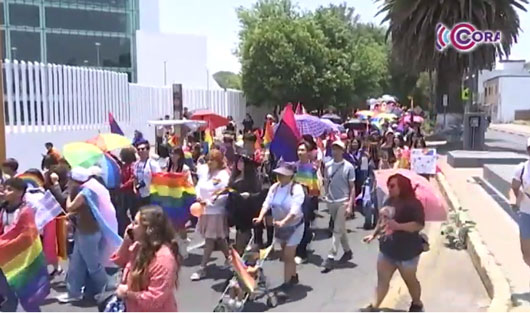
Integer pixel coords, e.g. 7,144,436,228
234,300,244,311
57,293,82,304
190,268,205,281
294,256,303,265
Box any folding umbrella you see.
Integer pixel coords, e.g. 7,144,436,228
63,142,103,168
87,133,131,152
294,114,337,137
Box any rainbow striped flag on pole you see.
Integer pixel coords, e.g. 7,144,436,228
0,206,50,311
230,248,256,293
150,172,196,229
263,120,274,148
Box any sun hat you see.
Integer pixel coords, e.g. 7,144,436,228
273,162,296,177
70,167,91,183
331,140,346,150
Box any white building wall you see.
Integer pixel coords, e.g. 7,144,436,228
136,31,221,89
498,76,530,123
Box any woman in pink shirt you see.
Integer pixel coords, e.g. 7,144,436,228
112,205,180,312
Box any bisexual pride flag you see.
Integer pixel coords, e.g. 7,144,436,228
150,172,196,229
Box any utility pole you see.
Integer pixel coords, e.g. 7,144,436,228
95,42,101,67
163,61,167,85
0,16,6,161
467,0,474,113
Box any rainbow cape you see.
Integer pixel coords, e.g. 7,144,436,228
230,248,256,293
16,172,44,189
295,162,320,196
0,206,50,310
263,120,274,148
100,153,121,189
150,172,196,229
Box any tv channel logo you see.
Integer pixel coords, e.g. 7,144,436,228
436,22,502,52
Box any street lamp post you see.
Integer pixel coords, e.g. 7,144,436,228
467,0,474,113
163,61,167,85
11,47,17,60
95,42,101,67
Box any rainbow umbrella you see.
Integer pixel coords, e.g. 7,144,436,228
355,110,375,119
376,113,397,121
63,142,104,168
87,133,131,152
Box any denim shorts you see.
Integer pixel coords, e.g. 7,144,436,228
378,252,420,268
518,212,530,239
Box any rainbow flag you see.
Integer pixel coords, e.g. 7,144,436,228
100,153,121,189
16,172,44,189
295,162,320,196
0,206,50,310
230,248,256,293
263,120,274,148
204,128,213,154
150,172,196,229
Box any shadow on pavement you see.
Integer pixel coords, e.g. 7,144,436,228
182,252,203,267
513,292,530,306
306,252,324,267
278,284,313,305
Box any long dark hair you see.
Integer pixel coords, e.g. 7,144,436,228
229,155,260,192
167,147,185,173
387,173,416,199
130,205,180,291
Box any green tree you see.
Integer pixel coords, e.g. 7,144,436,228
378,0,527,113
237,0,390,111
213,71,242,90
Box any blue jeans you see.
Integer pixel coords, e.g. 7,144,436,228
0,270,41,312
66,231,108,298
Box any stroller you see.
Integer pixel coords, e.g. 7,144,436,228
213,240,278,312
356,173,379,230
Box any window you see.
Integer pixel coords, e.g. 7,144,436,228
44,0,128,10
9,4,40,27
45,7,128,32
10,31,41,62
47,33,131,68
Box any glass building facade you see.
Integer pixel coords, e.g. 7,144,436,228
0,0,140,81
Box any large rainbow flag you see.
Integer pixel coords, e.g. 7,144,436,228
263,120,274,148
295,162,320,197
0,206,50,310
230,248,256,293
16,172,44,189
150,172,196,229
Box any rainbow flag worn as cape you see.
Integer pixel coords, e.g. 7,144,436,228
263,120,274,148
230,248,256,293
295,162,320,197
0,206,50,310
150,172,196,229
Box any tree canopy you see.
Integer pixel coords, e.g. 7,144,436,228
237,0,390,111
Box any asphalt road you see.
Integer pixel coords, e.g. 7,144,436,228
485,129,527,154
38,200,490,312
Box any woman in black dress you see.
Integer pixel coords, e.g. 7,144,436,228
226,153,265,254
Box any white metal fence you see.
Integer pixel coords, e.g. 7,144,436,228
3,60,246,170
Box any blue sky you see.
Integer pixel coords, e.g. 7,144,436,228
159,0,530,74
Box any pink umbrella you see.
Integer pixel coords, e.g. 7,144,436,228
402,114,424,124
374,169,447,221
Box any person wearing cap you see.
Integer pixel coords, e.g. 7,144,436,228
512,138,530,272
322,140,355,271
58,167,107,303
253,162,305,293
380,130,397,170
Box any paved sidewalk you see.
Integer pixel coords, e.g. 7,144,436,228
490,124,530,138
438,157,530,311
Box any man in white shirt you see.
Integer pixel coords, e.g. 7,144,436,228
512,137,530,270
322,141,356,271
133,140,161,217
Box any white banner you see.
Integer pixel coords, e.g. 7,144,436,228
411,148,437,175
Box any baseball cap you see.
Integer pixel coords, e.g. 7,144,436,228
69,167,91,183
332,140,346,150
273,163,295,177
